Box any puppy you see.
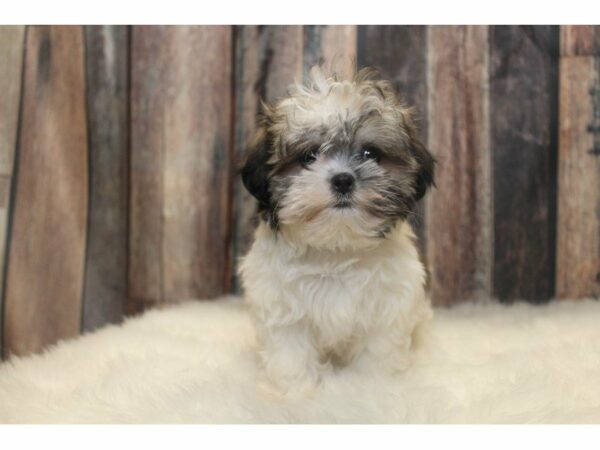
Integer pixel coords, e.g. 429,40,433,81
239,66,435,393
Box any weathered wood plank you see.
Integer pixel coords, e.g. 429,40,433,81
426,26,492,306
304,25,357,78
491,25,559,302
357,26,427,124
0,26,25,353
556,30,600,299
560,25,600,56
0,26,24,177
357,25,429,249
4,26,88,356
262,26,303,101
82,26,129,330
231,26,262,293
130,26,232,310
230,26,304,293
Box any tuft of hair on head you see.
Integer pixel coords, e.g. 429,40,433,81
309,65,331,94
306,55,358,88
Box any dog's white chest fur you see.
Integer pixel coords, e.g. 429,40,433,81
240,221,431,391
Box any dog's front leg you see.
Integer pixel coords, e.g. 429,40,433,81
258,323,322,394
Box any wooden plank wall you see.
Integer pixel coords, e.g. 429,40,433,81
426,26,492,305
82,26,129,330
0,25,598,358
129,26,232,311
4,26,89,356
0,26,24,348
491,26,560,303
557,26,600,299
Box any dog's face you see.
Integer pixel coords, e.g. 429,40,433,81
242,67,435,250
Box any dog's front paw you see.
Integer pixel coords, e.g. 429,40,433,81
256,324,325,396
262,352,323,396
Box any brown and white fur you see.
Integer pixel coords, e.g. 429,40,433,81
239,66,435,394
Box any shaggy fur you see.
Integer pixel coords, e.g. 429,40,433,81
1,297,599,424
240,66,435,392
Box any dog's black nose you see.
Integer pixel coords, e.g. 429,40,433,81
331,172,355,194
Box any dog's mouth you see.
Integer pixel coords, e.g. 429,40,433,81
333,201,352,209
332,196,354,209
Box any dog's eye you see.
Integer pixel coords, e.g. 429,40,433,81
302,147,320,166
361,146,381,162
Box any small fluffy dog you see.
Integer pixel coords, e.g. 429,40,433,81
239,66,435,393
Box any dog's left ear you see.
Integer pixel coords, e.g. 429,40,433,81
406,122,435,202
240,125,272,210
374,78,436,202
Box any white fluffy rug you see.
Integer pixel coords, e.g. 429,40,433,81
1,297,600,423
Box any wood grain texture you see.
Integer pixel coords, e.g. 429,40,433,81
231,26,262,293
0,26,24,177
357,25,429,248
560,25,600,56
556,31,600,299
0,26,25,347
426,26,492,306
304,25,357,79
261,26,303,101
4,26,88,357
357,26,427,123
82,26,129,330
130,26,232,310
230,26,304,293
491,26,559,303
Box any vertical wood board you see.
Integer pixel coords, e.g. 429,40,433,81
130,26,233,309
556,26,600,299
0,25,25,350
4,26,88,356
491,25,559,302
560,25,600,56
304,25,357,79
426,26,492,306
82,25,129,330
262,26,303,101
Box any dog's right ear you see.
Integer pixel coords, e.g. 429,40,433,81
240,125,272,210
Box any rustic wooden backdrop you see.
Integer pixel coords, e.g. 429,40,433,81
0,25,598,358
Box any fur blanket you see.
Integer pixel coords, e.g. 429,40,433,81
1,297,599,423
